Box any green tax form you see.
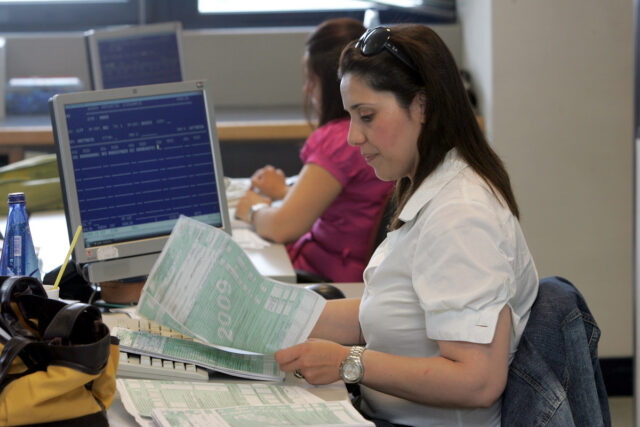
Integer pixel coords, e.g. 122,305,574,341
151,402,374,426
117,379,342,426
117,379,373,427
137,216,326,356
115,328,283,381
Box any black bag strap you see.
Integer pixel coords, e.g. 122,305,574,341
0,276,112,379
43,302,101,342
0,276,47,339
0,335,44,392
0,276,46,311
48,330,112,375
43,302,111,375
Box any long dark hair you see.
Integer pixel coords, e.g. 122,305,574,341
339,25,519,229
304,18,365,127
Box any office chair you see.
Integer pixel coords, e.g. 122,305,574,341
305,283,345,300
501,276,611,426
295,269,331,284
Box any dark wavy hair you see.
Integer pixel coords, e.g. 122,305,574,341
304,18,365,127
339,24,519,229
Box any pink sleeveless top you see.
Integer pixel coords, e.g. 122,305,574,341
287,118,393,282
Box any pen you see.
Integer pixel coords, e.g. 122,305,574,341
52,225,82,290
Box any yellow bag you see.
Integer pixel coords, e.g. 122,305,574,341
0,276,118,426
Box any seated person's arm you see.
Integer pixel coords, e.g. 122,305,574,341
360,306,511,408
310,298,363,345
236,163,342,244
275,305,511,409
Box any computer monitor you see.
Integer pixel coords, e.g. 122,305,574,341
49,80,231,283
85,22,185,90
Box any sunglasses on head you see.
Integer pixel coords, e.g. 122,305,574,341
355,26,419,74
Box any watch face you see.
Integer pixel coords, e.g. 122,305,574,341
342,359,363,382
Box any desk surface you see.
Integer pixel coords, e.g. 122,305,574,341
1,210,296,284
229,206,296,283
0,110,481,168
0,109,314,164
0,107,314,146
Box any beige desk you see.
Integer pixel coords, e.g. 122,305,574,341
0,210,296,283
0,111,482,164
230,208,296,283
0,109,314,163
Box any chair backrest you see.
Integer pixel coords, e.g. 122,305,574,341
501,276,611,426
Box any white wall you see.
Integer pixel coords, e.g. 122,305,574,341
458,0,492,140
460,0,633,357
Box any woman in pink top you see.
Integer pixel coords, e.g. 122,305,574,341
235,18,393,282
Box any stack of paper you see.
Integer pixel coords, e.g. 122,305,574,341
117,379,374,427
232,228,271,250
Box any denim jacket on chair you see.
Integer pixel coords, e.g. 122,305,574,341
501,276,611,426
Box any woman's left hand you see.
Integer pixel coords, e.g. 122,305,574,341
251,165,288,200
275,339,350,385
235,190,272,222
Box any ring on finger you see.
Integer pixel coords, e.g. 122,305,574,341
294,369,304,379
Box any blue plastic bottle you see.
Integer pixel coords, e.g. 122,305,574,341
0,192,40,279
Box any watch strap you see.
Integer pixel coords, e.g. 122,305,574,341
349,345,365,361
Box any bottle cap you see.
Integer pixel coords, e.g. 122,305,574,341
7,192,25,204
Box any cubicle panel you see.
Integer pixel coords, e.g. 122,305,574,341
220,140,304,178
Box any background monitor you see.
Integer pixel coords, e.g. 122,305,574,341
50,80,231,284
85,22,185,90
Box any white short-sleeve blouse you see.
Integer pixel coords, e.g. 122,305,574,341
358,149,539,426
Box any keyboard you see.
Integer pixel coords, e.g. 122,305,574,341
118,352,209,381
107,316,210,382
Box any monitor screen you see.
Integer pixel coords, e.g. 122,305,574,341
86,22,184,90
50,80,230,283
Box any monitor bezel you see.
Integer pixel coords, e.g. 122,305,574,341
50,79,231,268
85,21,185,90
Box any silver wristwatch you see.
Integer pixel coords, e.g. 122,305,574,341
340,346,365,384
248,202,269,223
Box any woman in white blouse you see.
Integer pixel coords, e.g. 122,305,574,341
275,24,539,426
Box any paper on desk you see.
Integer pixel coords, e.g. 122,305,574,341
114,327,283,381
117,378,324,427
224,177,251,208
151,401,375,427
232,228,271,249
137,215,326,355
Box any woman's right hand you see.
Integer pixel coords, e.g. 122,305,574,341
275,339,350,385
234,190,272,223
251,165,288,200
